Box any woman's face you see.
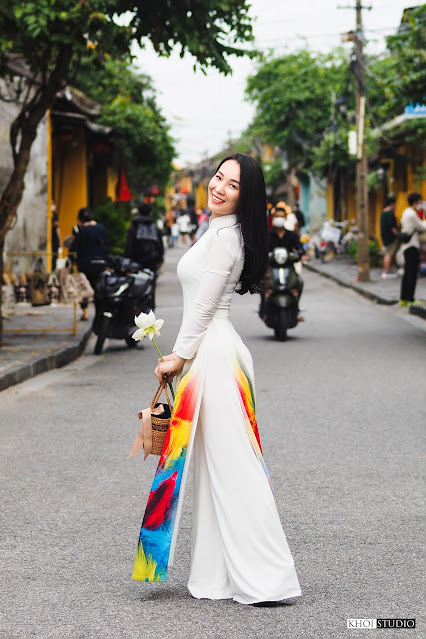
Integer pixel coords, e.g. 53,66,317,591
208,159,240,218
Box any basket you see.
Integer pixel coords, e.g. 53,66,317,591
150,383,173,455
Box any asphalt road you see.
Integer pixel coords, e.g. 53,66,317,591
1,246,424,639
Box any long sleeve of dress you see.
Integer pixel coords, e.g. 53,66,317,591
173,228,242,360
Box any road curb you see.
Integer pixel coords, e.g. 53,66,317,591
409,304,426,320
304,262,397,306
0,326,93,393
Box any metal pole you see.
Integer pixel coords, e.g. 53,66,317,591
355,0,370,281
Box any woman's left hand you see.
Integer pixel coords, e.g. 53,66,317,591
155,353,185,384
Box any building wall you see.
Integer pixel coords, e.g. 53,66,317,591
306,175,327,231
106,167,116,201
195,180,208,210
1,91,49,275
53,125,88,243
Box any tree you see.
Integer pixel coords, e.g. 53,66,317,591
0,0,255,341
245,49,348,201
75,56,175,192
381,4,426,117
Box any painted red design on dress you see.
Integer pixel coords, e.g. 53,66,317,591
142,471,178,530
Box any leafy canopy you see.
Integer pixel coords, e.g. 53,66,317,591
381,4,426,116
76,56,175,192
246,49,348,169
0,0,256,78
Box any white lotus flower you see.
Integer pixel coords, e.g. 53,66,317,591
132,310,164,342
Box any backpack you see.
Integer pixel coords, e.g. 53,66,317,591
131,221,163,264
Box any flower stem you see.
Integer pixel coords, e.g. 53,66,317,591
152,338,175,401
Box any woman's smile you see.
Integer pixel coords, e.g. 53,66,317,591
208,159,240,218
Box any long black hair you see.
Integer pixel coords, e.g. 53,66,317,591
215,153,268,295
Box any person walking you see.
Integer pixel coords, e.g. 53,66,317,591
125,203,164,272
125,203,164,309
399,192,426,306
380,196,399,278
132,153,301,605
176,209,191,245
163,209,176,247
69,207,108,320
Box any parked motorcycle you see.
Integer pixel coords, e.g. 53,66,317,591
260,247,303,341
92,255,155,355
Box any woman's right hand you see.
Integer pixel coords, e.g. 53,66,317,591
155,353,185,384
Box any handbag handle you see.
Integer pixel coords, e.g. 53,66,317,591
150,382,173,412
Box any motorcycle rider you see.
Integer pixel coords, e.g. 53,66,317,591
269,210,305,253
260,207,306,320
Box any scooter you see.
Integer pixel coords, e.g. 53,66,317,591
260,247,303,341
92,255,155,355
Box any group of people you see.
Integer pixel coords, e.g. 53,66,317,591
60,196,308,321
57,187,425,321
163,202,208,247
380,192,426,305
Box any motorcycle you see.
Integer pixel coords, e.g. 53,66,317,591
92,255,155,355
260,247,303,341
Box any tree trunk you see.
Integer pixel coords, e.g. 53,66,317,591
0,46,73,345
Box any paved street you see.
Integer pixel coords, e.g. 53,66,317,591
1,246,424,639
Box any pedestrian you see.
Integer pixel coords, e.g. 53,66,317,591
125,203,164,272
380,196,399,278
293,202,306,231
171,220,179,246
176,209,191,245
163,209,176,247
399,192,426,306
69,207,108,320
51,201,62,271
125,203,164,309
187,198,199,243
132,153,301,605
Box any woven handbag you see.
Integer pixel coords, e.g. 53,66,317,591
150,383,173,455
128,382,173,460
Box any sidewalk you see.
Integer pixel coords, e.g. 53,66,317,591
304,256,426,319
0,302,93,392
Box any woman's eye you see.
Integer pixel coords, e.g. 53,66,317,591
215,174,221,180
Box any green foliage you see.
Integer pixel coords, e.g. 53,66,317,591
312,126,353,179
246,49,349,170
75,56,175,192
367,169,384,191
262,158,287,194
347,238,381,266
0,0,256,79
381,5,426,117
92,198,131,255
0,1,128,78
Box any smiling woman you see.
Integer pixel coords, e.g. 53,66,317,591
208,160,241,217
132,153,301,605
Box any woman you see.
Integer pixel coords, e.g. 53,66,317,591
132,154,301,605
69,208,108,320
398,192,426,306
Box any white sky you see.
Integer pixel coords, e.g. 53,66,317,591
132,0,418,164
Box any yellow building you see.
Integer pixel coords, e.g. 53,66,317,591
327,114,426,243
51,88,115,250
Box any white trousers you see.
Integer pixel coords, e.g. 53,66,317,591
188,346,301,605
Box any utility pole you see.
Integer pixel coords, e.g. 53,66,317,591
354,0,370,281
340,1,371,280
